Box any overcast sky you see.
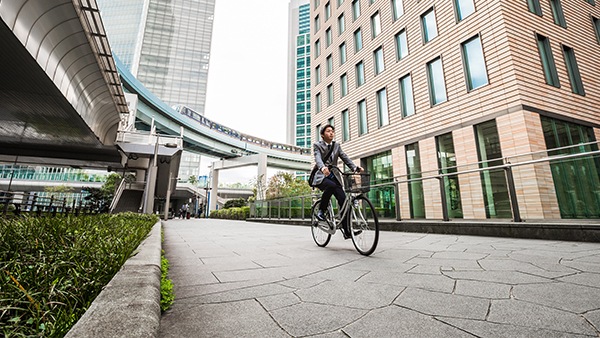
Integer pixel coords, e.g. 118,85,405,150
205,0,289,143
203,0,292,184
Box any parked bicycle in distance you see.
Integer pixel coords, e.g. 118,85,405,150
311,170,379,256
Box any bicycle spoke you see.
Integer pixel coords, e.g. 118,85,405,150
349,196,379,255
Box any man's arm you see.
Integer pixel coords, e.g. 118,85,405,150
313,143,325,169
338,148,358,172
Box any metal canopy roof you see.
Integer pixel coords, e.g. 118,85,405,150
0,0,127,168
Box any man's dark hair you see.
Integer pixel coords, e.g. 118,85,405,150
320,124,335,136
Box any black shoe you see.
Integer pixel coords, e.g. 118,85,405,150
343,228,362,239
316,210,326,221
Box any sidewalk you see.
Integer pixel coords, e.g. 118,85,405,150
158,219,600,337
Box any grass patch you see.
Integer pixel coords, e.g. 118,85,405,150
0,213,158,337
160,251,174,312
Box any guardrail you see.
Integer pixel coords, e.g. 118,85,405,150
249,142,600,222
1,190,95,217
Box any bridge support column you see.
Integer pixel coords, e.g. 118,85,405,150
257,154,267,200
209,167,219,213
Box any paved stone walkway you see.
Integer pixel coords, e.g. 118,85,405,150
158,219,600,337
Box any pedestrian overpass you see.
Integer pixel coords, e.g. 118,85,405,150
0,0,311,217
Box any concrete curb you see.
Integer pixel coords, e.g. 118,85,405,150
66,221,163,338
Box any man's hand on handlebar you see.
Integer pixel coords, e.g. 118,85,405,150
355,166,363,173
321,166,330,177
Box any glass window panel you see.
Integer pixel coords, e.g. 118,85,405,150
436,133,463,218
405,143,425,218
354,29,363,52
527,0,542,15
340,73,348,97
395,30,408,60
455,0,475,21
536,34,560,87
399,74,415,117
327,84,334,106
339,43,347,64
316,93,322,113
427,57,447,105
342,109,350,141
462,35,489,90
325,1,331,20
358,99,368,135
352,0,361,21
338,14,345,35
562,45,585,95
392,0,404,21
421,8,438,43
356,61,365,86
371,12,382,38
550,0,567,27
326,55,333,75
315,15,320,32
326,27,332,46
315,65,321,84
315,39,321,57
594,17,600,44
376,88,389,127
374,47,385,75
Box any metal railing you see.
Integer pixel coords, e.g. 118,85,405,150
249,142,600,222
1,190,94,217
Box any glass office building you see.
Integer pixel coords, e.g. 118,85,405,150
98,0,215,115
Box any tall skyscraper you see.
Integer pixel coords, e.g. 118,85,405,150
287,0,312,149
97,0,215,114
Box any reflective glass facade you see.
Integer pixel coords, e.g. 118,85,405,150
98,0,215,114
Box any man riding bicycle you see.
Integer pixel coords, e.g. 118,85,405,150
312,124,362,239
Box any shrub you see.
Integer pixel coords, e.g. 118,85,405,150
210,206,249,220
223,198,247,209
0,213,158,337
160,251,174,312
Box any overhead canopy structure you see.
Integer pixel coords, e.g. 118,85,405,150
0,0,128,168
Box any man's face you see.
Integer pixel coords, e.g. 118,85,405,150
322,127,334,143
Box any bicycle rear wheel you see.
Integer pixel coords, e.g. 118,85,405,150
311,200,331,247
349,195,379,256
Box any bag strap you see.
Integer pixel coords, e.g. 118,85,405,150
322,143,335,166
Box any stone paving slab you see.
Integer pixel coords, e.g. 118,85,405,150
158,219,600,337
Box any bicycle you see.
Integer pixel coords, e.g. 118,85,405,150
310,170,379,256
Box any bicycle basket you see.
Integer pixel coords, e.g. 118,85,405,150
343,173,370,193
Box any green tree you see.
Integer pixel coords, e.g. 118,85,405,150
45,185,74,194
83,173,122,212
265,172,311,200
188,175,198,185
223,198,247,209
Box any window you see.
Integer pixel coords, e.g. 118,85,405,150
427,57,447,105
587,0,596,4
337,0,344,7
527,0,542,16
436,133,463,218
455,0,475,21
594,17,600,44
371,12,382,38
392,0,404,21
342,109,350,141
316,93,322,113
370,0,375,4
339,43,347,64
315,65,321,84
376,88,389,127
399,74,415,117
549,0,566,27
315,15,321,32
357,99,368,135
328,117,335,126
325,1,331,20
374,47,385,75
395,29,408,60
405,143,425,218
475,120,511,218
356,61,365,87
536,34,560,87
327,84,334,106
326,55,333,75
421,8,438,43
352,0,361,21
326,27,332,47
315,0,320,10
340,73,348,97
338,14,345,35
315,124,321,140
562,45,585,95
354,29,363,53
461,35,489,91
315,39,321,57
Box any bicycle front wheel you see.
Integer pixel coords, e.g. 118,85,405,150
349,195,379,256
311,200,331,247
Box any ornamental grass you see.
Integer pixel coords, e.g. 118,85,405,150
0,213,157,337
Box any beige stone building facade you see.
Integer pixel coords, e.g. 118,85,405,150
311,0,600,220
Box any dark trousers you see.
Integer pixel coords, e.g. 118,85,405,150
318,176,348,230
